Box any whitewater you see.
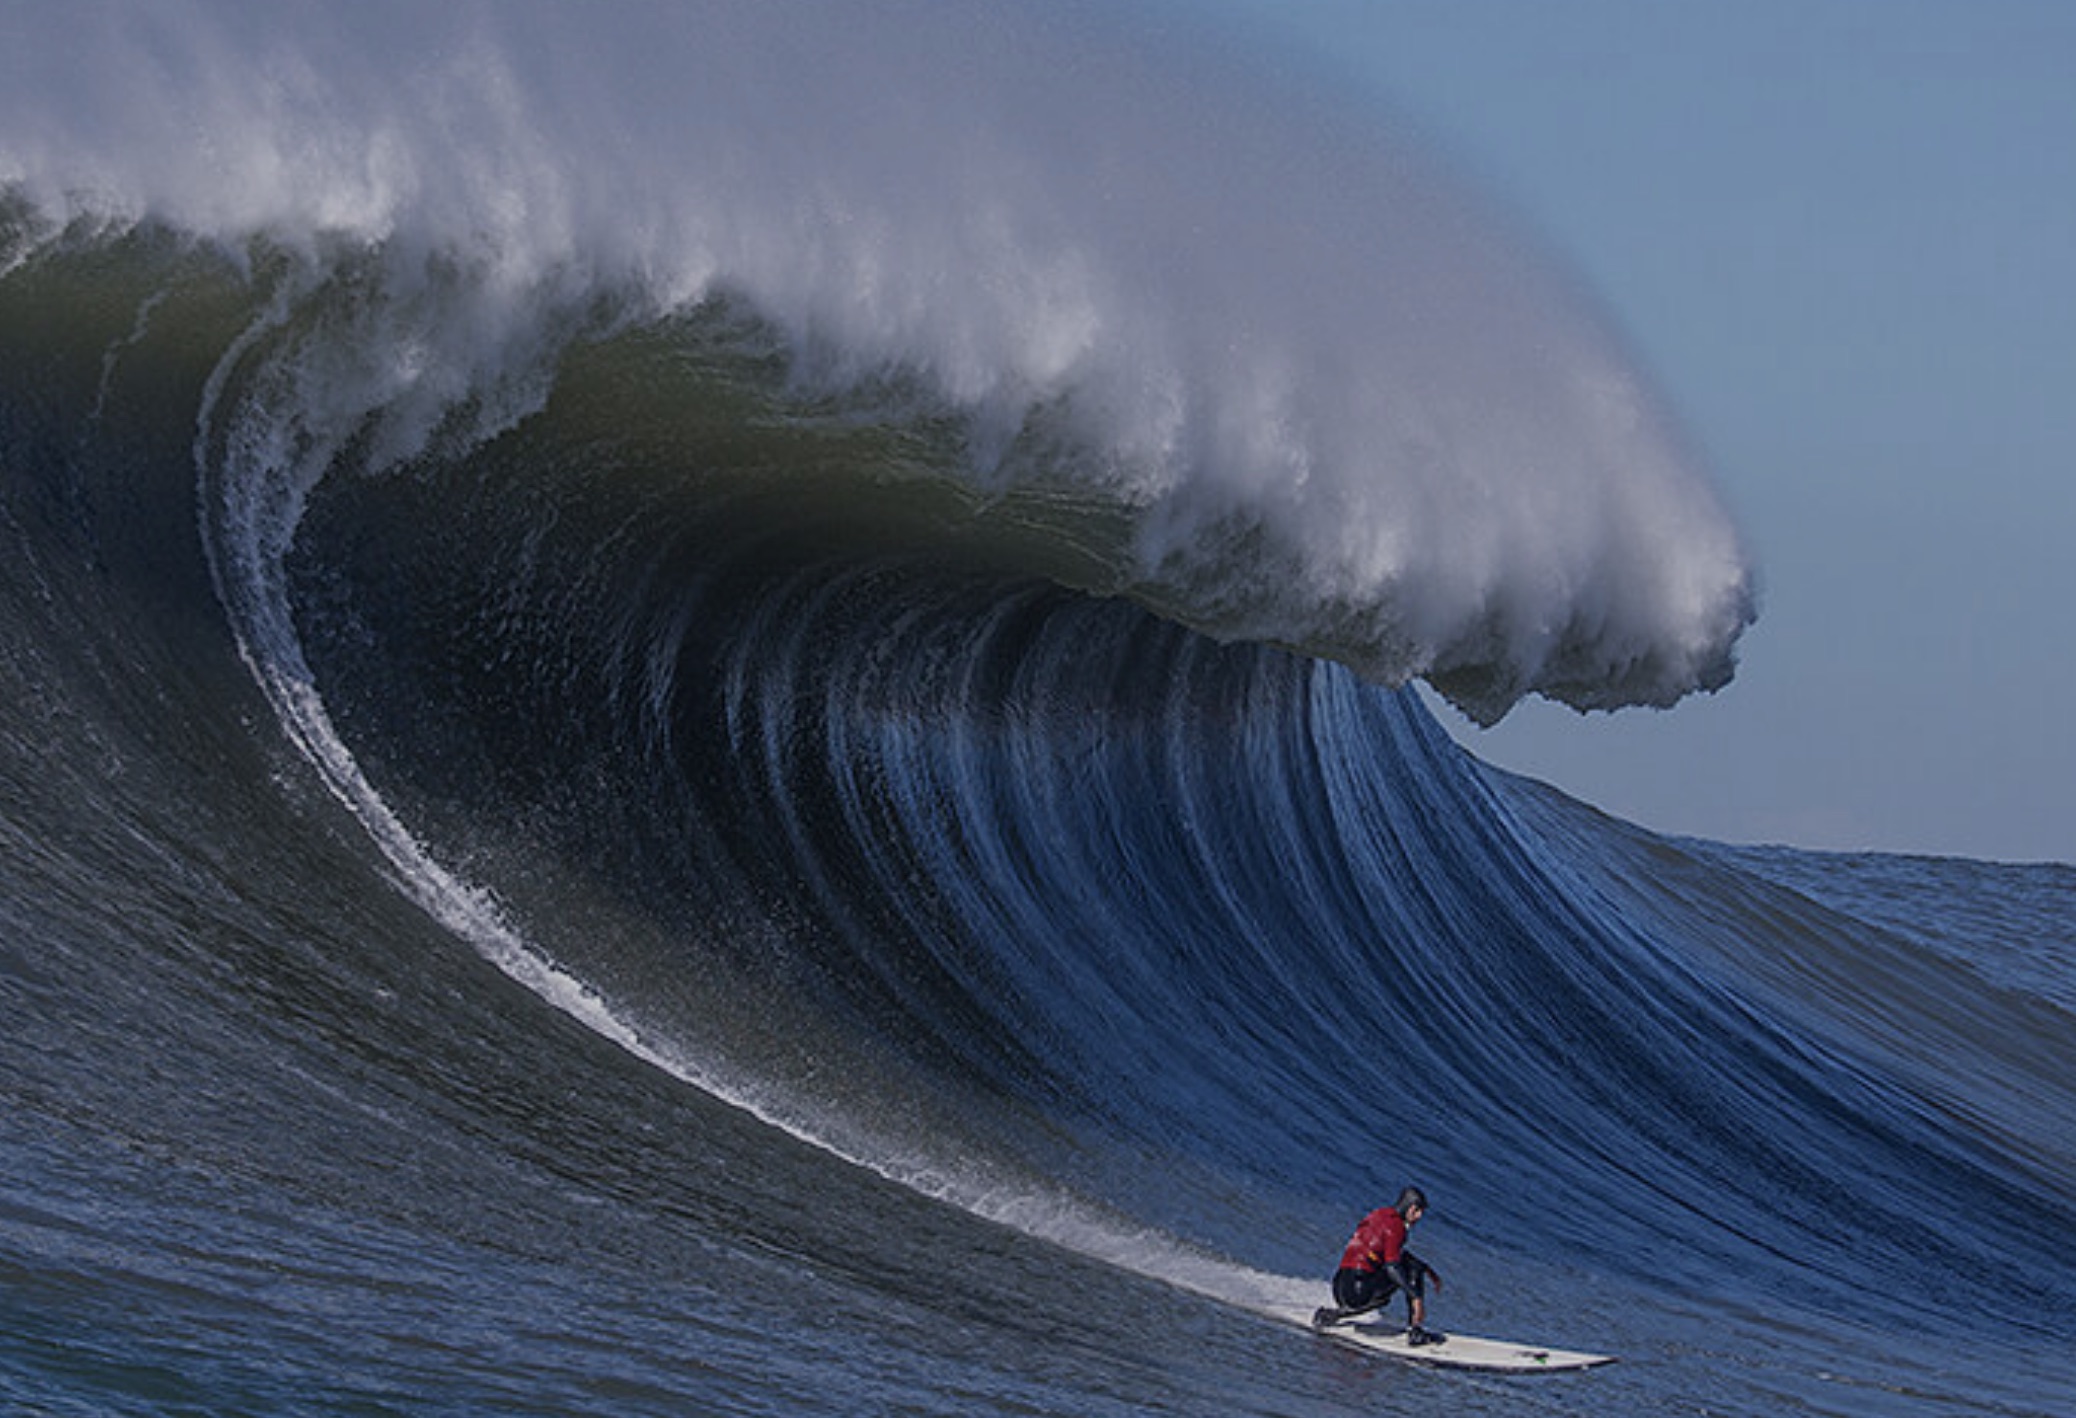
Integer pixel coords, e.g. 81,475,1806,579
3,3,2070,1415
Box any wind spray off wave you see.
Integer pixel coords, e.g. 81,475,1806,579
0,0,1751,720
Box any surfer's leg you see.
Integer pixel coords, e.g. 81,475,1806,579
1319,1267,1398,1326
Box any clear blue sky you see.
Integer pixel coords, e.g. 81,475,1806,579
1209,1,2076,864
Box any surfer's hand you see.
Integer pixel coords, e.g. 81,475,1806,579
1426,1267,1443,1293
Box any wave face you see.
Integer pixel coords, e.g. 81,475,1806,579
3,6,2071,1416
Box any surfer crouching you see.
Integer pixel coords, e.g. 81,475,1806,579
1313,1185,1445,1345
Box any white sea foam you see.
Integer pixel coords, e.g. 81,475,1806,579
0,0,1752,717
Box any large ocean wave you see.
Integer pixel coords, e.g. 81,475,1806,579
3,5,2069,1416
3,0,1753,721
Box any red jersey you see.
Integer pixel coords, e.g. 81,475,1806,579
1338,1206,1408,1273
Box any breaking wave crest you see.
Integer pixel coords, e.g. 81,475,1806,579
2,0,1752,725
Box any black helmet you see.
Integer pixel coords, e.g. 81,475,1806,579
1395,1186,1429,1215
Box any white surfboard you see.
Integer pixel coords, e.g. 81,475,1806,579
1291,1309,1616,1373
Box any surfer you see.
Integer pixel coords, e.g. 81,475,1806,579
1312,1185,1445,1344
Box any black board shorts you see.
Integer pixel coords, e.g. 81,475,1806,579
1332,1263,1418,1312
